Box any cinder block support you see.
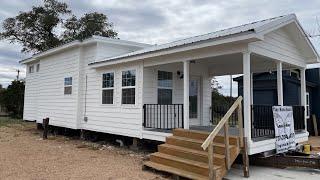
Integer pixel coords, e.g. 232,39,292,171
80,129,85,140
130,137,139,151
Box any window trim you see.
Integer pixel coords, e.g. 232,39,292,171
64,77,72,95
306,92,310,119
101,72,115,105
157,70,173,105
121,69,136,106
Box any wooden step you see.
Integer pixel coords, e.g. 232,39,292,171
144,161,208,180
150,152,223,176
173,128,239,145
158,143,225,164
173,128,210,140
166,136,236,154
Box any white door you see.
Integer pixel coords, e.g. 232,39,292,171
189,76,201,126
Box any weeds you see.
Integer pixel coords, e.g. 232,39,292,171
0,116,25,127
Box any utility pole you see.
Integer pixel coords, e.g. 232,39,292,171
16,69,20,80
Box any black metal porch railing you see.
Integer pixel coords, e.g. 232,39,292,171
251,105,305,139
251,105,274,138
292,106,306,131
211,105,238,126
143,104,184,130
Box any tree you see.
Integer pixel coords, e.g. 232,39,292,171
211,77,235,106
63,12,118,42
1,0,118,53
0,0,70,53
0,80,25,118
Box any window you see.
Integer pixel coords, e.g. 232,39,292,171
290,70,300,80
306,92,310,118
64,77,72,95
122,70,136,104
36,64,40,72
102,72,114,104
158,71,173,104
29,65,34,73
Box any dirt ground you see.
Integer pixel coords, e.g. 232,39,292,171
0,122,169,180
1,120,320,180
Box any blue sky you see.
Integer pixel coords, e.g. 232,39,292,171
0,0,320,95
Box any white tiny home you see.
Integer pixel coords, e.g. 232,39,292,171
21,14,319,155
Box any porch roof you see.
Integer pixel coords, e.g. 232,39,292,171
89,14,319,68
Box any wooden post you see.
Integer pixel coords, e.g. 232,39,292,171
238,104,243,148
183,60,190,129
277,61,284,106
243,51,252,143
312,115,318,136
300,68,307,131
208,142,216,180
42,118,49,139
241,137,249,178
224,123,230,170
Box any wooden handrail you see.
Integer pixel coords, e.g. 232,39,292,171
201,96,243,150
202,96,243,180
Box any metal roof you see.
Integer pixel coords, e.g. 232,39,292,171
19,36,151,64
89,14,296,66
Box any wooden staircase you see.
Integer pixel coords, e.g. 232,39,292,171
144,128,241,180
144,96,248,180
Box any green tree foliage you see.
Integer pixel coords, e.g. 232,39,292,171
63,12,118,42
0,81,25,118
0,0,118,53
0,0,70,53
211,77,235,106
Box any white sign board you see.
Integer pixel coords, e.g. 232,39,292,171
272,106,296,153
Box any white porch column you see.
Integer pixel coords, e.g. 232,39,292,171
277,61,284,106
243,51,252,142
300,68,307,131
183,60,190,129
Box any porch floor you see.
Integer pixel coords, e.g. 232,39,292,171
144,126,305,142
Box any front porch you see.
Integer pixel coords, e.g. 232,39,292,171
141,49,308,155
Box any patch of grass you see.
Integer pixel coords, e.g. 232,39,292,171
0,116,25,127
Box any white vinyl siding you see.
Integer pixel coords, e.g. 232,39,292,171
249,28,307,67
142,62,212,126
23,48,80,129
77,42,145,138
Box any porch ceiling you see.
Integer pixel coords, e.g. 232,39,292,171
194,53,299,76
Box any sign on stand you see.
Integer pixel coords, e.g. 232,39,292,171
272,106,296,154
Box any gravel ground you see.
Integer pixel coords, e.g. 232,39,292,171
0,122,169,180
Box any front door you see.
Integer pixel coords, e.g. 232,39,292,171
189,76,201,126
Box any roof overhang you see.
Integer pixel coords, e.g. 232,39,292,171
89,31,263,68
89,14,320,69
19,36,151,65
255,14,319,64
